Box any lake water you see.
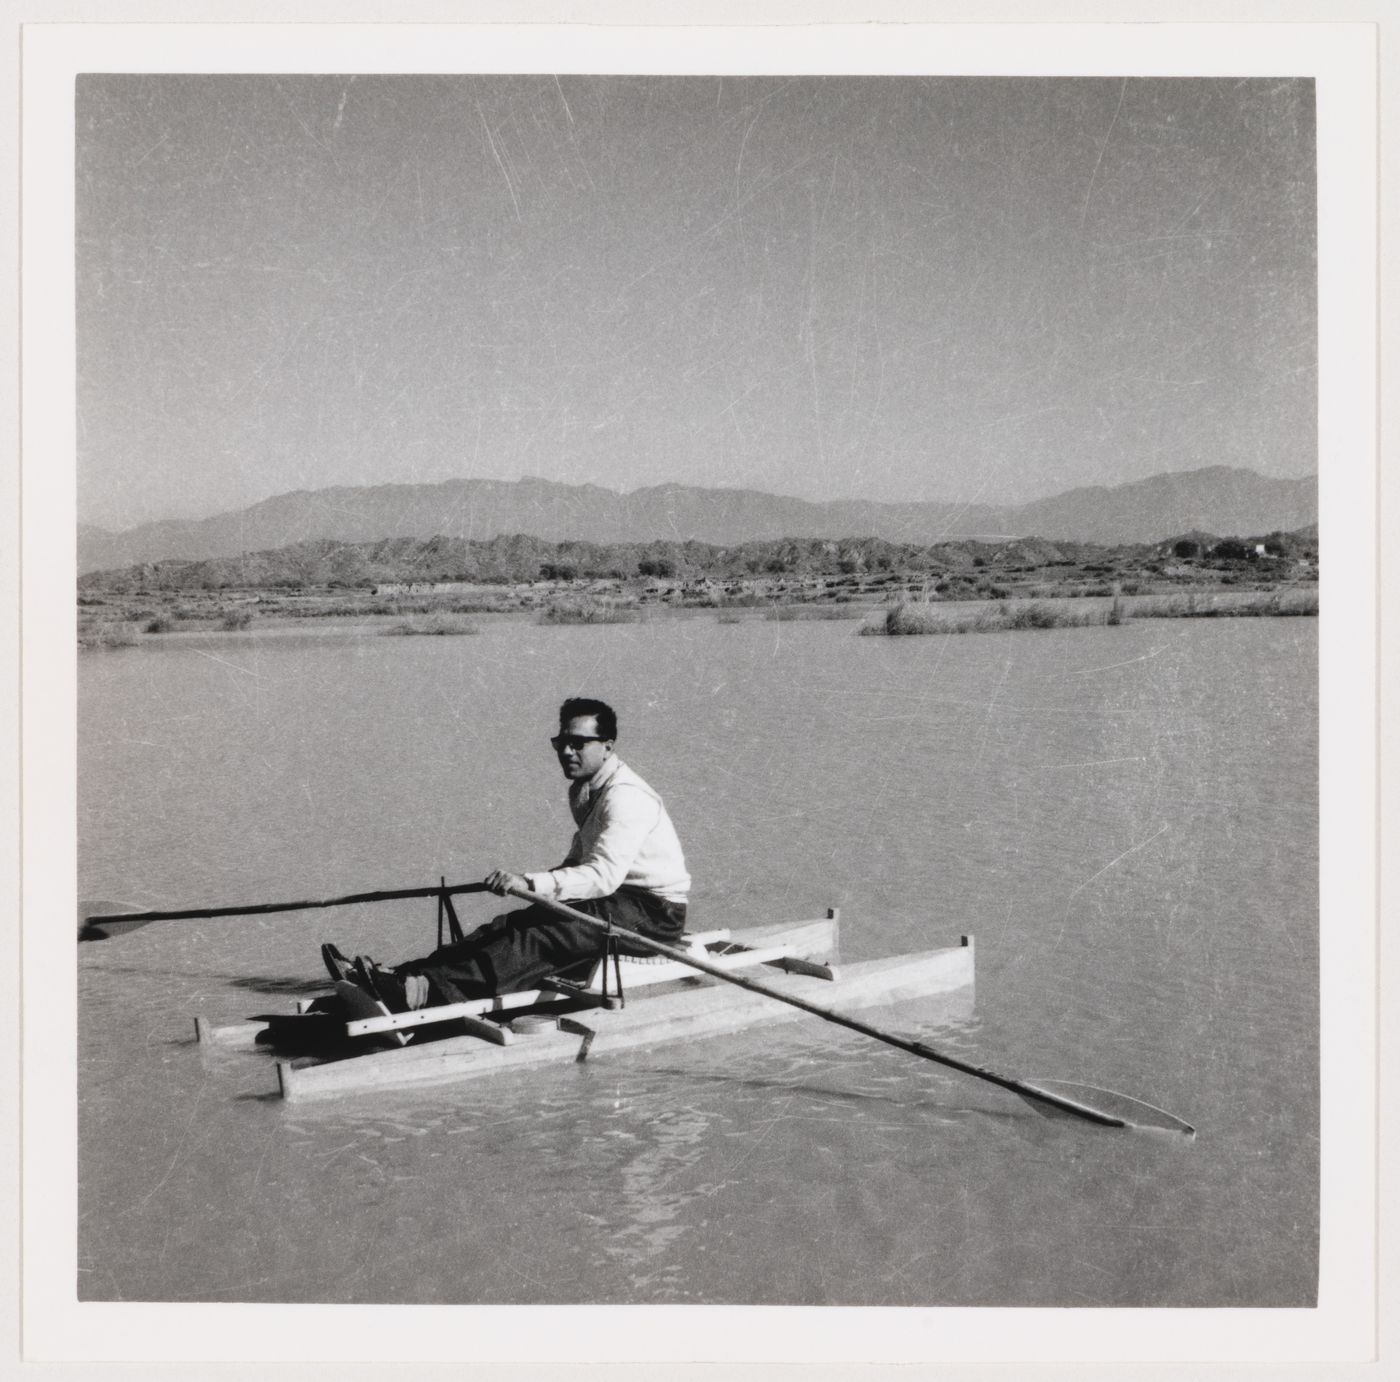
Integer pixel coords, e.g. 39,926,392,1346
77,612,1317,1306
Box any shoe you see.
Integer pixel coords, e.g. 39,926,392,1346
352,956,424,1014
321,942,355,984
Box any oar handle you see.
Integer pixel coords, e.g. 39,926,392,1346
505,887,1126,1129
83,881,492,926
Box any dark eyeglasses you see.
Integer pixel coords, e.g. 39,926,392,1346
550,734,606,752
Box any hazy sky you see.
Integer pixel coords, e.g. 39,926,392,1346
76,75,1315,531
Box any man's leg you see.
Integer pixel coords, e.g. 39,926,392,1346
368,889,688,1006
393,900,611,1003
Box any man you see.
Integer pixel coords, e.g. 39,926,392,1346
324,697,690,1012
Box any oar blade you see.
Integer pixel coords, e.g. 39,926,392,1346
78,901,150,942
1025,1078,1195,1137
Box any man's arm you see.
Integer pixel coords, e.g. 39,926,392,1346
524,786,661,901
483,828,586,897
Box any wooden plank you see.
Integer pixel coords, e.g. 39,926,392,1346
582,939,824,992
768,956,838,980
345,1007,514,1046
277,1021,584,1101
342,989,545,1038
580,948,975,1057
199,1008,352,1050
194,1016,267,1047
451,1013,512,1046
577,920,832,993
334,980,410,1047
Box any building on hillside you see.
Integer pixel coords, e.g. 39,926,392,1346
374,580,477,597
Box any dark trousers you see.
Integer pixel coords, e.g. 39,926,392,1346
395,885,687,1003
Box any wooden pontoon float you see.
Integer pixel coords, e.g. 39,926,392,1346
194,910,976,1103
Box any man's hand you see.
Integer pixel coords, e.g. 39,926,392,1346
484,869,530,897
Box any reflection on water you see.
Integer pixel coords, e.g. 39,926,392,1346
78,616,1316,1305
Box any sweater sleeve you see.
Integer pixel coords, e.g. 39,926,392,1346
525,785,661,901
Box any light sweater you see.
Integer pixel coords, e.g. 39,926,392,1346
524,754,690,904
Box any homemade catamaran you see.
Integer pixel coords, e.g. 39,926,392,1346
80,882,1194,1133
195,910,976,1102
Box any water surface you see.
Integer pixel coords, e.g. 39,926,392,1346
78,614,1317,1305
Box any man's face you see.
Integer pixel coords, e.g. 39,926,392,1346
552,714,614,781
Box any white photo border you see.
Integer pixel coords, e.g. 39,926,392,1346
18,18,1379,1371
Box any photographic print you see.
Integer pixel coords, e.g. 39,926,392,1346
20,16,1379,1371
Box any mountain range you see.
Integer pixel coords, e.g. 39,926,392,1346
77,466,1317,575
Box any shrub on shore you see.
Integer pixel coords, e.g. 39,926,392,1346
219,609,254,631
143,615,177,634
764,605,864,621
1001,601,1101,631
78,621,143,650
382,613,480,636
537,601,640,626
863,588,1317,636
864,600,1109,636
1129,589,1318,619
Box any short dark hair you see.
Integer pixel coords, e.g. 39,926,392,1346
559,697,617,741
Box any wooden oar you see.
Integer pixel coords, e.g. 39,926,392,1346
78,882,492,942
505,886,1195,1136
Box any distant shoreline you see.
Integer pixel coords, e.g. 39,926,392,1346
78,574,1319,649
77,526,1320,649
78,522,1318,594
